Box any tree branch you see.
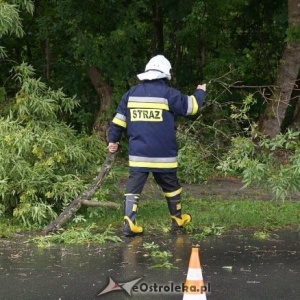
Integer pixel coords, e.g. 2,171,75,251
42,152,119,234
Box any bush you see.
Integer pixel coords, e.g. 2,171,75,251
216,93,300,201
218,129,300,201
177,132,212,184
0,63,106,226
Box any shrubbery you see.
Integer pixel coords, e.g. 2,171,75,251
0,64,106,226
217,94,300,201
218,129,300,201
177,133,212,184
177,93,300,202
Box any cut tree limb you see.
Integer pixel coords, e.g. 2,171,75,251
81,200,119,208
42,152,120,234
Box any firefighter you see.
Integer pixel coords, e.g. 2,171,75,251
108,54,206,236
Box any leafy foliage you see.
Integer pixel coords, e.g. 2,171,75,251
177,132,212,184
0,63,106,226
0,0,299,235
192,223,225,240
0,0,34,58
286,25,300,42
218,94,300,201
143,242,175,269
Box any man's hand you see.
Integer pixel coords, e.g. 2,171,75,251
108,142,119,153
197,83,206,91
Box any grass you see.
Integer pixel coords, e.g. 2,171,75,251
1,197,299,243
136,198,300,232
1,161,298,245
0,218,24,238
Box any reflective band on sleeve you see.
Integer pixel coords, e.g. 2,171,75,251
164,187,182,197
191,95,199,115
115,113,126,121
186,96,199,115
112,113,127,128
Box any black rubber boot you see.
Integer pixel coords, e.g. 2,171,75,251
167,197,191,230
124,194,143,237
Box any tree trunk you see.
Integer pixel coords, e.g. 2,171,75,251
291,96,300,129
151,0,164,53
45,39,51,80
199,31,206,69
87,66,113,141
258,0,300,137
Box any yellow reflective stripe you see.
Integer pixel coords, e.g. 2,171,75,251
133,204,138,212
129,161,178,168
191,95,199,115
112,117,127,128
129,155,177,163
128,102,169,110
164,187,182,197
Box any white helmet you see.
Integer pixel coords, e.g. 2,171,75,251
137,55,172,81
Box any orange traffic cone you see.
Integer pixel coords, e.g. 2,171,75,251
183,247,207,300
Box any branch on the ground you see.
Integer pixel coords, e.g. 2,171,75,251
82,200,120,208
42,152,119,235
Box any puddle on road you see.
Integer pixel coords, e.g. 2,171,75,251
0,230,299,300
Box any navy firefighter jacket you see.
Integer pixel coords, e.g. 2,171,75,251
108,79,205,172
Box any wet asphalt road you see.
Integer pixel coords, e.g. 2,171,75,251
0,230,299,300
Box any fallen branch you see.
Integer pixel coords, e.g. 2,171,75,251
42,152,119,234
81,199,119,208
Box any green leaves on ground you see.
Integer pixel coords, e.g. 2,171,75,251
32,224,122,248
143,242,175,269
